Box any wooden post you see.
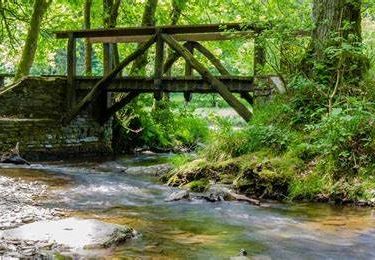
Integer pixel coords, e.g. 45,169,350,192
161,33,252,122
240,92,254,105
254,35,266,77
95,43,114,122
103,43,113,75
0,76,4,88
154,32,164,101
184,41,194,102
104,91,140,121
162,42,194,74
62,35,156,124
67,33,76,110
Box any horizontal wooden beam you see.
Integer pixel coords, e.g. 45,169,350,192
88,32,253,43
55,23,267,39
74,76,256,93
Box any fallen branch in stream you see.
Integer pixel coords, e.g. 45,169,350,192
229,192,261,206
0,142,30,165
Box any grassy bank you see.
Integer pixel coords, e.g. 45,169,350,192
164,76,375,205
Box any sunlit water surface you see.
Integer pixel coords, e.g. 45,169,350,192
1,154,375,259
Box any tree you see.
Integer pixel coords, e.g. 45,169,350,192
307,0,367,83
306,0,368,113
103,0,121,68
14,0,52,81
84,0,93,76
130,0,158,75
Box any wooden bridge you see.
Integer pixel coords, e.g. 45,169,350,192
1,23,293,124
53,23,280,124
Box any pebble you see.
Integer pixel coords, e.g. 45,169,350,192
0,175,65,258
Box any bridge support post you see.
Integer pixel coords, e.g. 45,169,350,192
67,33,76,110
0,76,4,88
154,32,164,101
96,42,114,123
184,42,194,102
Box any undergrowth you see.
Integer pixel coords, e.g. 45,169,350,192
167,74,375,204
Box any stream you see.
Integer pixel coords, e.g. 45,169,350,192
1,154,375,259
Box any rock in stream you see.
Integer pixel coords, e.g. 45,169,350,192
1,218,136,250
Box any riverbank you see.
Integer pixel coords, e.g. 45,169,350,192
163,151,375,206
161,89,375,206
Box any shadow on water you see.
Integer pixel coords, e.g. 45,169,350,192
1,154,375,259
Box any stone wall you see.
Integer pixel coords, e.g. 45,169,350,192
0,77,112,160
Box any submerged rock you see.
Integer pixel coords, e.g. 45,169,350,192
124,163,172,176
1,218,136,250
165,190,190,201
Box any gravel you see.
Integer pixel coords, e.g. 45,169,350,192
0,175,66,258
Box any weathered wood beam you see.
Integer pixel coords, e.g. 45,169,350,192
0,76,4,87
75,76,254,93
240,92,254,105
104,91,140,122
161,33,252,121
56,23,267,39
162,42,193,74
97,42,114,123
87,32,253,43
191,42,254,106
66,34,76,109
62,35,156,124
184,42,194,102
191,42,230,75
154,33,164,101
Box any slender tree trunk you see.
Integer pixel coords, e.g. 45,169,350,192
159,0,185,103
103,0,121,68
84,0,92,76
130,0,158,75
14,0,51,81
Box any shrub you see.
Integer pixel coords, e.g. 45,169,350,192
308,101,375,177
138,102,209,149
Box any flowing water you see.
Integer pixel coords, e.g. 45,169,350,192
1,154,375,259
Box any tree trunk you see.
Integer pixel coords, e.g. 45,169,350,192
14,0,51,81
307,0,365,84
84,0,92,76
103,0,121,68
130,0,158,75
158,0,186,103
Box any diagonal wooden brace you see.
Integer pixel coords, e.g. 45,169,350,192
191,42,230,75
161,33,252,122
62,35,156,124
104,91,140,122
191,42,254,106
